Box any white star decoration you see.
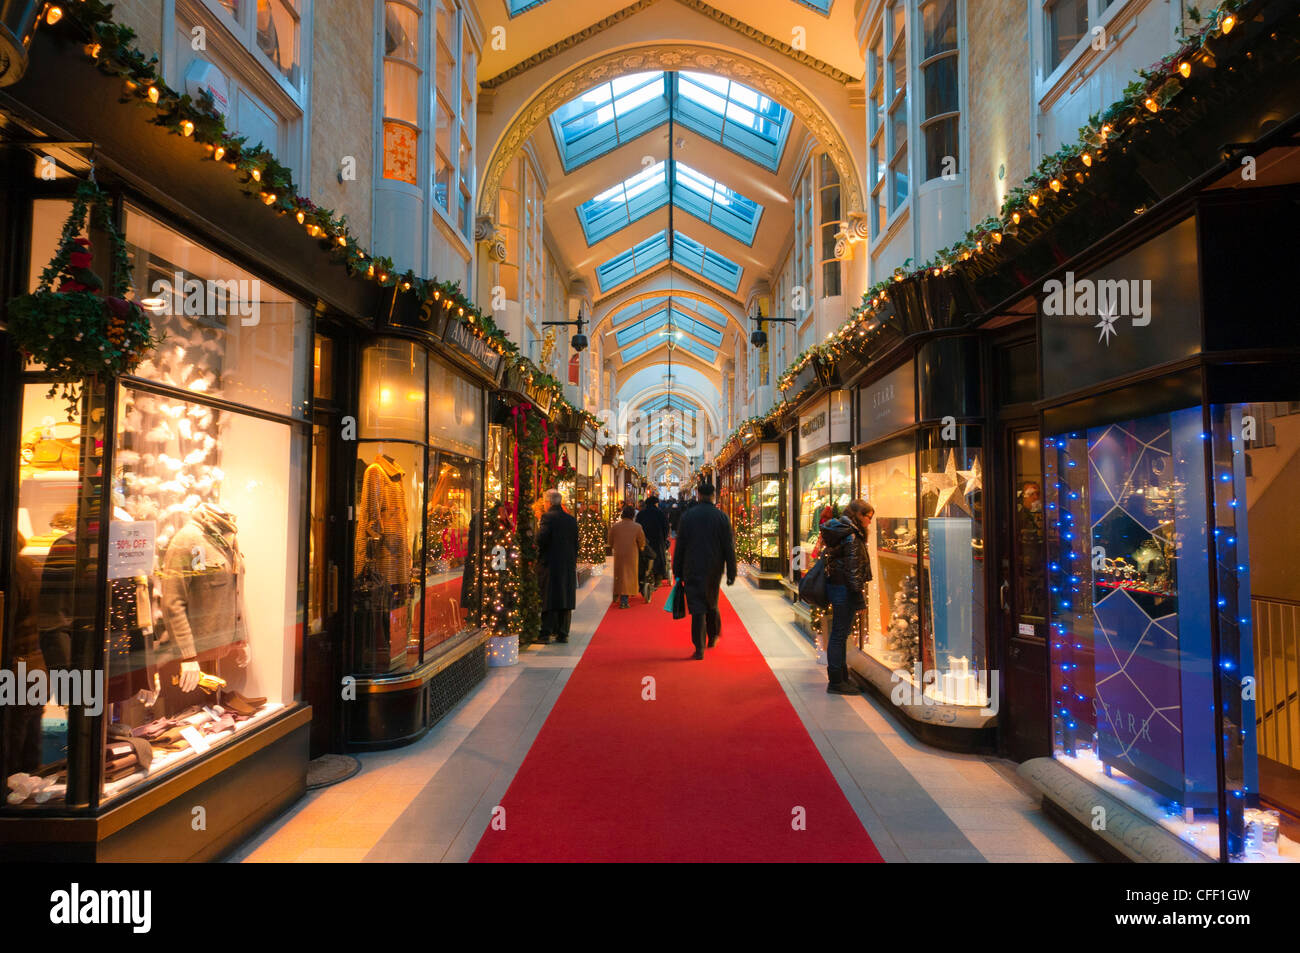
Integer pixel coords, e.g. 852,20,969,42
959,456,983,498
921,451,972,517
1096,303,1119,346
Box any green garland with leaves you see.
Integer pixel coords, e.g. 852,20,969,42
6,179,160,417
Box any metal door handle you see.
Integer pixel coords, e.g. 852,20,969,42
1000,580,1010,612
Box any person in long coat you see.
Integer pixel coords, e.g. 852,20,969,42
671,481,737,659
608,505,646,609
536,489,579,644
636,494,670,584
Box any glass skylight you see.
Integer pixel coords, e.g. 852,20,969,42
613,303,724,349
796,0,833,13
577,161,763,246
674,72,792,172
596,231,743,293
611,296,725,334
550,73,669,172
550,73,792,173
671,231,742,292
595,231,670,292
507,0,551,14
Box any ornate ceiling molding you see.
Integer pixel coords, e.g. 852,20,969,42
479,44,865,223
479,0,856,92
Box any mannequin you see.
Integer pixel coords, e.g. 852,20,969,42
157,501,250,712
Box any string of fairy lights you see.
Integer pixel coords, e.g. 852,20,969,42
31,0,600,423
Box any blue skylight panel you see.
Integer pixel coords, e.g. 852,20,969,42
671,231,742,292
674,73,791,171
614,309,669,347
508,0,553,14
679,338,717,362
672,162,762,244
577,163,669,245
550,73,669,171
596,231,669,293
621,336,655,362
797,0,833,11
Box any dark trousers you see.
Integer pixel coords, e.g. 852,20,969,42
541,609,572,640
826,583,859,677
690,609,721,650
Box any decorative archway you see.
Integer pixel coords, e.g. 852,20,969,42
478,43,866,226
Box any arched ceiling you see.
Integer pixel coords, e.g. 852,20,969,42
474,0,866,420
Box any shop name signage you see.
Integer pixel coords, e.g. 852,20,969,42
1040,217,1200,399
443,317,502,376
859,363,913,445
1042,272,1152,346
800,393,850,454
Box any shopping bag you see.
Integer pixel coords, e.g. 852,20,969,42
798,557,829,609
664,578,686,619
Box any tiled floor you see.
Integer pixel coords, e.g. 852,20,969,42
229,571,1097,863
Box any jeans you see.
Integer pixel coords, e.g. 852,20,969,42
825,583,857,673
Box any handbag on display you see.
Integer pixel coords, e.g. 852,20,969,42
798,557,829,609
20,422,81,469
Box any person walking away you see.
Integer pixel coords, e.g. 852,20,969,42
820,499,874,694
671,481,736,659
636,494,670,585
608,504,646,609
536,489,579,643
668,499,682,537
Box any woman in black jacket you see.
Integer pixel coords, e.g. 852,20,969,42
819,499,874,694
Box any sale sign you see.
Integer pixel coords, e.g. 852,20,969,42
107,520,157,580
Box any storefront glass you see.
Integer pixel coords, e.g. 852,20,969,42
1048,403,1300,862
1046,408,1224,858
5,204,310,808
352,339,485,675
799,453,851,563
857,438,918,667
918,432,985,695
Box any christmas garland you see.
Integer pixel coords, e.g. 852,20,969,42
6,178,160,416
37,2,516,361
775,0,1263,393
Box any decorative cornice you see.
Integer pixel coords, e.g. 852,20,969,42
479,44,865,221
673,0,857,84
479,0,859,92
480,0,658,91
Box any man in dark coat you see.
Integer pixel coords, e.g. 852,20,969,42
668,500,683,535
536,489,579,644
636,493,670,585
671,481,737,659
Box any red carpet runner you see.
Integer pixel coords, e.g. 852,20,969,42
470,584,884,862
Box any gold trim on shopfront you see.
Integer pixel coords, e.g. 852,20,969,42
354,627,489,694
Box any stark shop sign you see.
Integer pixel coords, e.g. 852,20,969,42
1041,272,1152,346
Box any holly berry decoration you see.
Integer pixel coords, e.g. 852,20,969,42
57,237,104,294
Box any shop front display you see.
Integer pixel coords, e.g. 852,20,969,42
346,337,487,748
1033,199,1300,863
795,391,852,571
744,440,783,587
848,344,991,746
2,201,312,859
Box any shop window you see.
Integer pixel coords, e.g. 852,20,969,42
917,433,985,698
124,205,310,419
423,452,480,653
886,0,909,212
857,438,919,667
428,355,483,458
1048,405,1300,861
799,454,852,567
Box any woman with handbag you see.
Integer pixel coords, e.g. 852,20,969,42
819,499,874,695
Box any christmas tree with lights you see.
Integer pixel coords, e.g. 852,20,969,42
476,501,521,636
887,570,921,667
579,506,606,565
